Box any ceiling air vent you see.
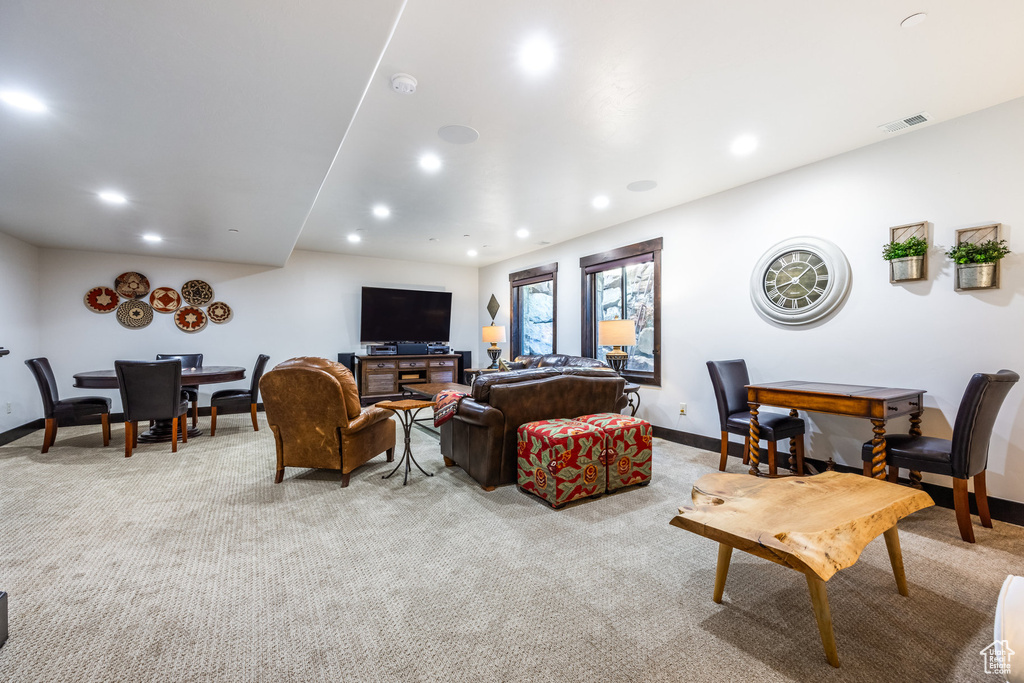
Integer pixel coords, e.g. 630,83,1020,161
879,112,933,134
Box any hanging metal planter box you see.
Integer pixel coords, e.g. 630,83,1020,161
889,255,925,282
956,262,997,290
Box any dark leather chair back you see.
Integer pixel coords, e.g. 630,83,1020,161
116,359,183,422
156,353,203,369
950,369,1019,478
707,359,750,430
25,357,59,418
249,354,271,402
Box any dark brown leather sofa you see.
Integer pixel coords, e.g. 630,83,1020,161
441,360,626,490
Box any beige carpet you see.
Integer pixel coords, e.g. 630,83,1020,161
0,416,1020,682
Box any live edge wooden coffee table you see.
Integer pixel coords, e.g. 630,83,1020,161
670,471,933,668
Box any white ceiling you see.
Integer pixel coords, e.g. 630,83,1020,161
3,1,1024,267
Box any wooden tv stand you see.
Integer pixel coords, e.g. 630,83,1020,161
355,354,461,404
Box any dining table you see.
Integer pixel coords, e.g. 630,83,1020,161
74,365,246,441
745,381,926,480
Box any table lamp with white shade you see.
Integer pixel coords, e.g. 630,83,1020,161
598,319,636,374
482,324,506,369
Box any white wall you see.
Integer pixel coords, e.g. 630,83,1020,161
0,231,42,432
479,96,1024,503
32,248,478,413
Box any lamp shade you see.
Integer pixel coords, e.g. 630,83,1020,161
598,319,636,347
482,324,506,343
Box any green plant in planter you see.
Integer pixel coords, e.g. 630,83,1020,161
944,239,1011,264
881,236,928,260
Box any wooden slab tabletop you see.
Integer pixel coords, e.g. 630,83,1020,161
401,382,471,399
670,472,933,581
376,399,435,412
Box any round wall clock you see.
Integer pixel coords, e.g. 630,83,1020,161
749,236,851,325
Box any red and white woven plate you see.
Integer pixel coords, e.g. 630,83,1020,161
84,286,119,313
174,306,207,333
149,287,181,313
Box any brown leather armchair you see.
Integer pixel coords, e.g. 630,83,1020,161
260,357,396,486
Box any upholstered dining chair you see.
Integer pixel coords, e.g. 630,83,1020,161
707,359,806,475
210,354,270,436
861,369,1018,543
116,359,189,458
155,353,202,427
25,357,111,453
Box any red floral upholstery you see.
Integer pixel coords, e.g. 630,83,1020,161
576,413,653,491
517,418,606,508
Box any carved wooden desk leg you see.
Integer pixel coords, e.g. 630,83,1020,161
908,411,923,489
882,525,909,597
788,409,799,472
713,544,732,603
867,419,888,480
748,404,761,476
805,574,840,668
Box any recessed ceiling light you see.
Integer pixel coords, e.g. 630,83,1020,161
516,228,530,238
347,234,361,243
592,195,610,210
730,135,758,156
901,13,927,28
372,204,390,219
519,35,556,74
142,234,162,243
0,90,47,113
626,180,658,192
438,125,479,144
467,249,478,257
98,191,128,205
419,153,442,172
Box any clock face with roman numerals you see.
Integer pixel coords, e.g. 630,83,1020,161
750,237,851,325
763,250,829,310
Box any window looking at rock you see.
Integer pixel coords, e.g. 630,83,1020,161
510,263,557,359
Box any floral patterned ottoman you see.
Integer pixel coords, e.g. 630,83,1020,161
576,413,653,491
517,418,607,508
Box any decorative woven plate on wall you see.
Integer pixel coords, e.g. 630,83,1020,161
114,272,151,299
181,280,214,306
206,301,232,323
84,286,120,313
115,300,154,329
174,306,207,333
149,287,181,313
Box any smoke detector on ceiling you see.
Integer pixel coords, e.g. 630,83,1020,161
390,73,418,95
879,112,932,134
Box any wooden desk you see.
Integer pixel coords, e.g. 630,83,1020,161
670,471,933,667
746,381,925,480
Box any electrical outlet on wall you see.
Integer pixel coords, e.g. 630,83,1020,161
678,403,686,415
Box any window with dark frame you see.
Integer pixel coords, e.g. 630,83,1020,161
509,263,557,360
580,238,662,386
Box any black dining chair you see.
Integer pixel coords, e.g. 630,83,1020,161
25,357,111,453
861,369,1018,543
210,354,269,436
116,359,189,458
707,359,805,475
156,354,202,428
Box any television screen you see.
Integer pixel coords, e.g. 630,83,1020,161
360,287,453,343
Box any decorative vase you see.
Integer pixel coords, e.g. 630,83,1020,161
957,262,996,289
890,255,925,282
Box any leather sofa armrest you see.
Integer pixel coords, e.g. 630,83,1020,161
341,404,395,434
455,399,503,427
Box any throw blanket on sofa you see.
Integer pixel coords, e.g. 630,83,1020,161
433,390,469,427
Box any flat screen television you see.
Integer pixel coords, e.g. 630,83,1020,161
360,287,452,343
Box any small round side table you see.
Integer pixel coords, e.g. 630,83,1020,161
377,399,435,485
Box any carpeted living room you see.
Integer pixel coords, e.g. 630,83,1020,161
3,2,1024,682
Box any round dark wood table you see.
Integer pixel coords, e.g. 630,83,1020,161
74,366,246,441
